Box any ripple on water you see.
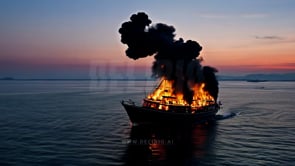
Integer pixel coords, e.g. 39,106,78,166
0,81,295,165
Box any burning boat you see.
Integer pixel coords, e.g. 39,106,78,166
121,79,220,124
119,12,220,125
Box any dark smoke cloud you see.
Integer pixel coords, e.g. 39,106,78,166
203,66,219,100
119,12,219,102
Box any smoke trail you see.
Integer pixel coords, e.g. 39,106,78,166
119,12,219,102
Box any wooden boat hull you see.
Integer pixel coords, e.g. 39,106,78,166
121,101,219,125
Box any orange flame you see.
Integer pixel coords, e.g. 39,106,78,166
145,78,215,110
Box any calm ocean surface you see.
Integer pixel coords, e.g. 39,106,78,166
0,80,294,165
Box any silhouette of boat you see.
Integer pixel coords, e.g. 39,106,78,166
121,99,220,125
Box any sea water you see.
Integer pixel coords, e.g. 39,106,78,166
0,80,294,165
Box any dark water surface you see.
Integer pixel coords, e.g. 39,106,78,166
0,80,294,165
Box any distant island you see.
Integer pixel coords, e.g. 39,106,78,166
246,79,268,82
218,73,295,81
0,77,15,80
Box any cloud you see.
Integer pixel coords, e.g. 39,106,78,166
197,13,269,19
255,35,284,40
279,63,295,68
248,36,295,46
241,13,269,19
198,13,229,19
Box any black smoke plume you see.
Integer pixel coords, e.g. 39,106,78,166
119,12,218,102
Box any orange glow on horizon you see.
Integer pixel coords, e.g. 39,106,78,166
1,38,294,76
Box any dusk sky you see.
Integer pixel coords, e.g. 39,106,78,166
0,0,294,79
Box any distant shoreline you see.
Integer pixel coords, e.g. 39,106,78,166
1,72,295,81
0,78,294,82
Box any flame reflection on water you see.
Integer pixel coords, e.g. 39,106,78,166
122,123,217,165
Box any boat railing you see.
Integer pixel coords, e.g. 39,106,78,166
122,99,135,106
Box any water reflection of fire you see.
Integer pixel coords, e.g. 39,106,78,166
122,124,217,165
143,78,215,112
